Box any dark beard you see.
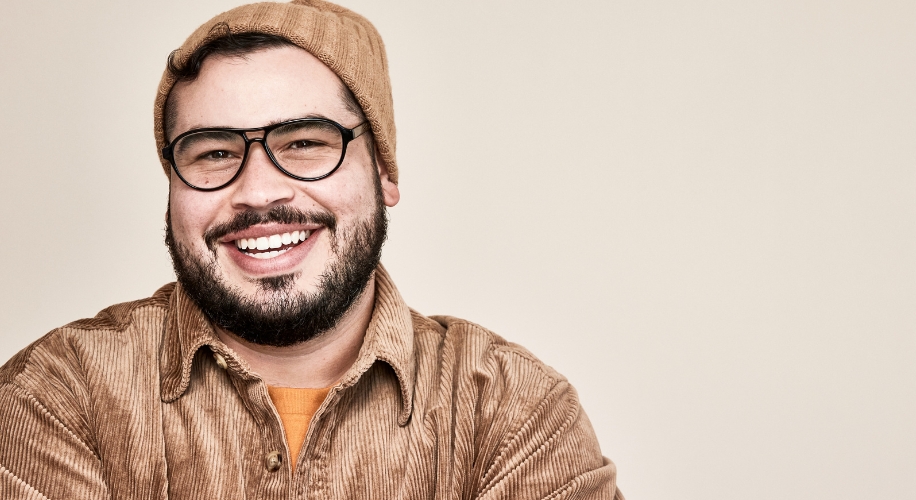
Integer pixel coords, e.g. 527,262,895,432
164,181,388,347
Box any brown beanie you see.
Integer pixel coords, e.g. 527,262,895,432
153,0,398,183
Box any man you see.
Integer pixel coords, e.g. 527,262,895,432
0,1,623,498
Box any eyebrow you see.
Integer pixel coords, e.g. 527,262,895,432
173,130,240,156
178,113,334,135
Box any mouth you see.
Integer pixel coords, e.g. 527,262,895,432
233,230,313,260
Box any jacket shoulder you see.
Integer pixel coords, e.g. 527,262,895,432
63,282,174,332
0,283,175,385
420,315,612,498
426,314,565,385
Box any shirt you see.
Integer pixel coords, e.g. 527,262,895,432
0,265,623,499
267,385,333,470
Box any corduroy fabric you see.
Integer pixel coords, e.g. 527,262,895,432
153,0,399,183
0,266,623,499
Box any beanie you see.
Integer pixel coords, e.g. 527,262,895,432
153,0,398,183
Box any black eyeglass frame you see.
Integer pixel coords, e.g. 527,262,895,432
162,118,371,191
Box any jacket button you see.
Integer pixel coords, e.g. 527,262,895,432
212,352,228,370
265,451,282,472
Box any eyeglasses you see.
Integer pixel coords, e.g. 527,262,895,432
162,118,371,191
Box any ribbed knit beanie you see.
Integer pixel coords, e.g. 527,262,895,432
153,0,398,183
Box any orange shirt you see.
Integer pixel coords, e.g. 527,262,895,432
267,385,332,471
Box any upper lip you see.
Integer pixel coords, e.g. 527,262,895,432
218,223,322,243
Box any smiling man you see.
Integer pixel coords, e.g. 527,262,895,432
0,1,622,499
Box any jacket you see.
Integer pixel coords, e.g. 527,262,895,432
0,266,623,499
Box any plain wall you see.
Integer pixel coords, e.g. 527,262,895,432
1,1,914,498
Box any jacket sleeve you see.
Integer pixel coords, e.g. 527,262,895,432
474,372,624,500
0,350,110,500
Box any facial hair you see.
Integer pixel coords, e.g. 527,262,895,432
164,179,388,347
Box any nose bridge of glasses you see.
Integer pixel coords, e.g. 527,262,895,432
238,129,289,183
241,131,274,166
241,130,271,159
242,129,267,141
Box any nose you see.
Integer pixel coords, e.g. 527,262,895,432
228,140,296,210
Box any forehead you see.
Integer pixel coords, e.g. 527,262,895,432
168,45,353,134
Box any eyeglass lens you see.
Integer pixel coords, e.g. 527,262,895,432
172,120,345,189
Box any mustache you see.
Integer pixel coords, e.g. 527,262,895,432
203,205,337,250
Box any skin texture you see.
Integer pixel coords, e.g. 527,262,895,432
167,46,400,388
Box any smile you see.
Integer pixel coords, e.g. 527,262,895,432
234,230,312,260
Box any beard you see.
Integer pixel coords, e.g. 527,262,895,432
164,179,388,347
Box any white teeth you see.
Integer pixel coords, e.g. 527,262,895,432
235,230,313,253
250,247,290,259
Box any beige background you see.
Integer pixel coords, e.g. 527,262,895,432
1,0,914,498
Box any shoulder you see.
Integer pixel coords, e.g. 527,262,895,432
0,283,175,449
407,312,612,496
409,311,573,418
414,312,565,383
0,283,175,388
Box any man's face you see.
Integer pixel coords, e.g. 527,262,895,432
165,45,399,346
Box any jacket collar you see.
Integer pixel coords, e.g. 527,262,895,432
159,264,417,425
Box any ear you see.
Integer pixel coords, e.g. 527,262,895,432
376,149,400,207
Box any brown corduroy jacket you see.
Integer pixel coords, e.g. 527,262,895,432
0,266,623,499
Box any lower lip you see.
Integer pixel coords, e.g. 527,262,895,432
223,228,323,276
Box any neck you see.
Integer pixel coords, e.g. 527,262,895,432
215,276,376,388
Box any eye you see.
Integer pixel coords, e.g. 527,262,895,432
289,140,322,150
201,150,236,160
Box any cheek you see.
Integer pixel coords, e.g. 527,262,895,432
304,160,379,218
304,184,371,227
169,182,222,245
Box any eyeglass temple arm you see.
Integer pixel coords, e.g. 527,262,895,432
351,122,371,140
